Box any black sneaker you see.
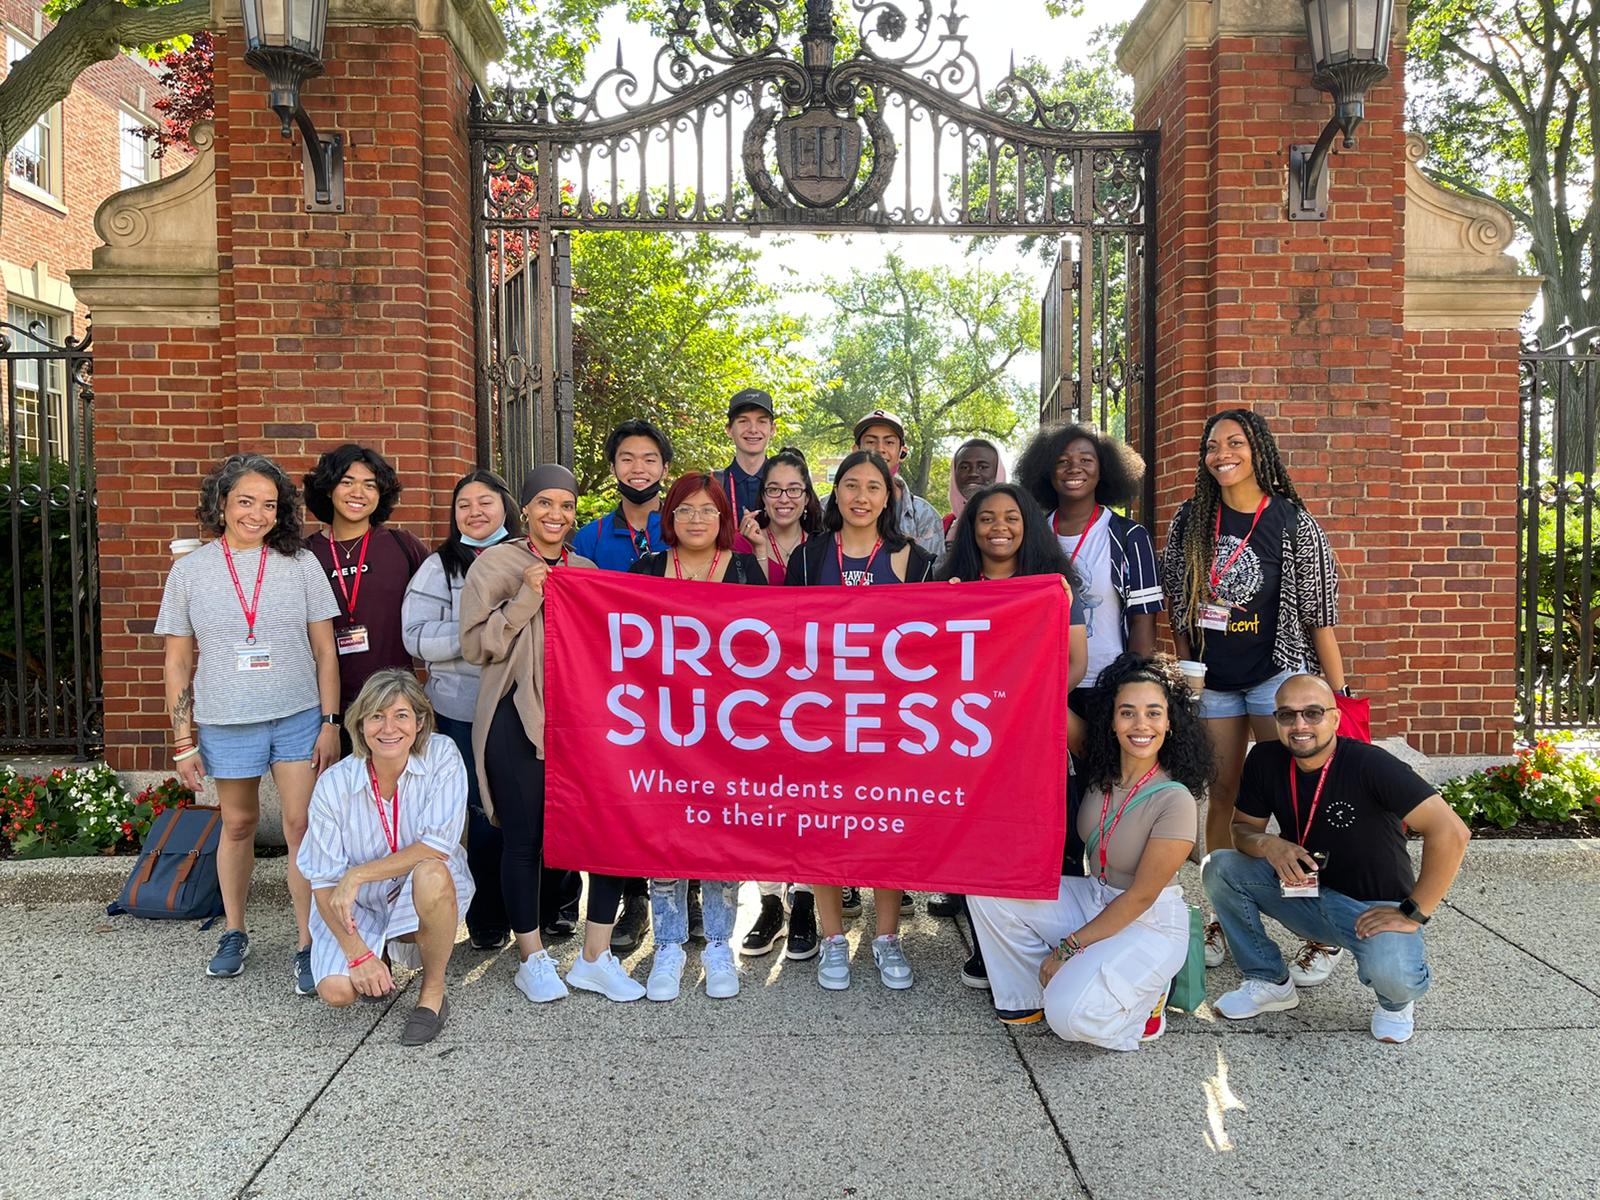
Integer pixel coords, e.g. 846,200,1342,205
928,893,966,918
840,887,863,918
610,891,650,951
900,891,916,914
540,912,576,940
961,945,989,989
785,891,820,960
687,880,705,942
741,894,787,957
469,927,511,950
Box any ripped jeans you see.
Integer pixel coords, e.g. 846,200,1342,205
651,879,739,946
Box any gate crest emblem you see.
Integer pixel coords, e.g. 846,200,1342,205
774,110,864,208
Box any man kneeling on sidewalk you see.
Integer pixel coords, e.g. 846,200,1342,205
1202,675,1471,1044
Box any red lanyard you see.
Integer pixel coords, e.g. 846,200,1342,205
330,530,372,619
366,760,400,855
837,537,883,586
1209,497,1270,596
1097,762,1162,883
527,540,569,566
767,529,803,566
1288,748,1336,846
724,468,744,525
672,549,721,580
1054,505,1101,564
220,539,269,645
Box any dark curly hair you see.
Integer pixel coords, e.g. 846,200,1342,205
822,450,906,550
935,482,1082,592
438,469,523,582
303,443,402,526
1014,422,1145,515
196,453,305,556
1075,652,1215,797
758,446,824,536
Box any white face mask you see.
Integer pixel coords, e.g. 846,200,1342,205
459,524,508,548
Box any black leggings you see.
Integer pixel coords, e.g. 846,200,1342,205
484,690,624,934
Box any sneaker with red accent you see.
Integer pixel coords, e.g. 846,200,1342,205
1140,989,1168,1043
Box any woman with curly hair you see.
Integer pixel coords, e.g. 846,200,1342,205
156,453,343,989
968,653,1212,1046
1158,410,1345,976
303,444,429,721
1014,423,1163,696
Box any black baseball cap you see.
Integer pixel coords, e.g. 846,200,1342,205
726,388,775,421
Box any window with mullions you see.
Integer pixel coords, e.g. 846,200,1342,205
120,109,156,189
5,304,69,458
6,34,62,202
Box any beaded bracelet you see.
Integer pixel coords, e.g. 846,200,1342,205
1053,933,1084,963
348,950,375,970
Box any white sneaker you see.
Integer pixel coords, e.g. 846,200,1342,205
513,950,568,1004
871,934,914,990
1288,940,1344,987
1371,1001,1415,1044
1203,921,1228,968
1215,976,1300,1020
646,943,686,1002
816,934,851,991
703,940,740,999
566,949,646,1002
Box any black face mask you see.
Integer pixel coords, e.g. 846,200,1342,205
617,480,661,505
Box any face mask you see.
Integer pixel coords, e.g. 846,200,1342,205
617,480,662,505
459,524,508,548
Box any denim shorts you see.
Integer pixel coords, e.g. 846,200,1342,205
1197,668,1296,720
197,705,322,779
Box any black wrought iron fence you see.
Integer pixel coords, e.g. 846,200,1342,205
0,319,100,755
1518,325,1599,738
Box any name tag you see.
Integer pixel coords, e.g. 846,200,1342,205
1199,603,1231,631
1280,878,1320,899
336,625,371,656
235,642,273,672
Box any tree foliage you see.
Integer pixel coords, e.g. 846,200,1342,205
801,252,1038,504
569,229,813,502
1407,0,1596,342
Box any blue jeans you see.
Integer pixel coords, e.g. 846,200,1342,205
651,879,738,945
1202,849,1430,1011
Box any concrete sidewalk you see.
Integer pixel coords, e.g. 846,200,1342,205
5,840,1598,1199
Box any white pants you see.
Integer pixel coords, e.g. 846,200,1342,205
969,877,1189,1052
756,882,812,900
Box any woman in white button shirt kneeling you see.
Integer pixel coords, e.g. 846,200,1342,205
298,668,475,1046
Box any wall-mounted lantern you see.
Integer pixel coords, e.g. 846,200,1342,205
239,0,344,213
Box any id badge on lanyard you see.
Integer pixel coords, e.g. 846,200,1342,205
235,642,272,671
1199,603,1231,632
336,625,370,655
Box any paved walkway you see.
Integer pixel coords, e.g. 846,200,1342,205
4,840,1598,1199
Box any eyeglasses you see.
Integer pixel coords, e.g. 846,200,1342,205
673,506,721,522
763,484,805,500
1273,705,1329,726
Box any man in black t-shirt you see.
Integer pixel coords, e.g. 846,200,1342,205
1202,675,1471,1044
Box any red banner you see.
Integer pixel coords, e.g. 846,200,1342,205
543,570,1070,898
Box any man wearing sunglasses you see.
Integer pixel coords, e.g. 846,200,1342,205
1202,674,1471,1043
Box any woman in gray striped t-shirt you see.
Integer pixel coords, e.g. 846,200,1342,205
156,453,343,991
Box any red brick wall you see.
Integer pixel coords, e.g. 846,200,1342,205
1,0,189,331
1135,29,1518,753
94,24,478,770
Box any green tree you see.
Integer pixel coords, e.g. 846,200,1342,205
802,252,1038,505
569,229,813,503
1407,0,1595,345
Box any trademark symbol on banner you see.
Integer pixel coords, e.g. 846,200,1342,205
992,690,1006,699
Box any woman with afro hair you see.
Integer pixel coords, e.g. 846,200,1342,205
967,653,1212,1046
304,444,430,724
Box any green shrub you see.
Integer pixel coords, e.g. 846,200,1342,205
0,766,194,858
1441,739,1600,829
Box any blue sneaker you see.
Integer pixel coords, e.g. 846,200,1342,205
294,946,315,996
207,929,250,977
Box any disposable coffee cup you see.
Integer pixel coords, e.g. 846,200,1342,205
1178,659,1207,693
170,538,202,559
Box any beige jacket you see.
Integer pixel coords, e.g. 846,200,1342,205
459,540,596,823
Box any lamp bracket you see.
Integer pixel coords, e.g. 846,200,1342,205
1288,113,1342,221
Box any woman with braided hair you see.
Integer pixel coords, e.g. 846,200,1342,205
1159,410,1346,981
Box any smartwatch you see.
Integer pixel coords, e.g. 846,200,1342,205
321,713,341,727
1397,897,1430,925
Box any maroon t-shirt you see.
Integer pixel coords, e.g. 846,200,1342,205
306,526,429,708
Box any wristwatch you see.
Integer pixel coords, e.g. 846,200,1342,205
1397,897,1430,925
321,713,341,727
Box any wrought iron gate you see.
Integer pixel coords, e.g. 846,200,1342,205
469,0,1157,502
0,319,99,756
1519,326,1600,737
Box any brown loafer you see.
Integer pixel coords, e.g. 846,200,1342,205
400,997,449,1046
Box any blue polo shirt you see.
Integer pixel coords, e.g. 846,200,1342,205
571,507,666,571
721,461,764,524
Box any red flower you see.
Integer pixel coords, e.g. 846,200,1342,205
119,821,133,835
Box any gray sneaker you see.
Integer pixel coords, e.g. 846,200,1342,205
294,946,315,996
206,929,250,978
816,934,851,991
872,934,914,990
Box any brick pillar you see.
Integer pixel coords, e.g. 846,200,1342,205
73,0,504,771
1118,0,1536,754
